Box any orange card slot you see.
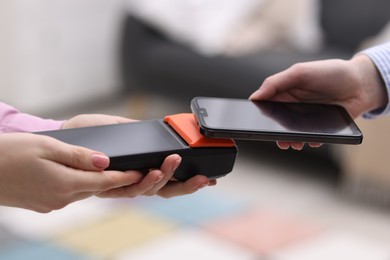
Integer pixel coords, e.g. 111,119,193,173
164,113,235,148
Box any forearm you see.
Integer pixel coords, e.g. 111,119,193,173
360,42,390,118
0,102,64,133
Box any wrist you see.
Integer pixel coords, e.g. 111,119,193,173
60,120,69,130
351,54,388,114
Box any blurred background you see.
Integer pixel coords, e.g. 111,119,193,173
1,0,390,259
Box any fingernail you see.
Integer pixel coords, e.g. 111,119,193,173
92,153,110,169
172,157,182,172
155,173,164,184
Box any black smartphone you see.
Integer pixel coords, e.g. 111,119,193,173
191,97,363,144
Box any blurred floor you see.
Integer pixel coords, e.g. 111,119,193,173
1,94,390,260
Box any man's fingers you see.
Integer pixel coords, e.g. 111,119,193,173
276,141,291,150
250,63,308,101
276,141,305,150
309,142,323,148
290,142,305,150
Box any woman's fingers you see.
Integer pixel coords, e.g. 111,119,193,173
156,175,210,198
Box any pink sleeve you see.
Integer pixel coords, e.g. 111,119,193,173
0,102,64,133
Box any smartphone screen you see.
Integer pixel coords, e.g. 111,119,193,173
38,120,187,157
191,97,363,144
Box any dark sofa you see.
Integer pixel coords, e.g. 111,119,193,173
121,0,390,104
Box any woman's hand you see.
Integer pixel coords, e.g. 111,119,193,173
62,114,135,129
0,115,214,213
63,115,214,199
97,154,214,199
0,133,144,213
